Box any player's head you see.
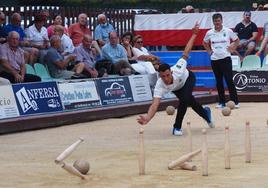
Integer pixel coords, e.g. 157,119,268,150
158,64,173,85
212,13,223,30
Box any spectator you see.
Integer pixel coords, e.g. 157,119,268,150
203,13,239,109
45,35,85,79
4,12,39,65
101,31,136,75
185,5,195,13
94,14,115,47
74,35,106,78
233,11,258,61
0,31,41,83
47,14,68,38
54,25,74,56
39,9,50,27
27,15,49,64
256,21,268,56
68,13,91,47
0,11,6,44
132,35,159,74
121,31,137,64
0,77,10,85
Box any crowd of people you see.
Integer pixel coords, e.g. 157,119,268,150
0,10,161,84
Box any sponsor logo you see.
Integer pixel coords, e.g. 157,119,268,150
104,82,126,97
233,72,267,90
15,86,60,113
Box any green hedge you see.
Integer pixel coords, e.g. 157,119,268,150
17,0,267,12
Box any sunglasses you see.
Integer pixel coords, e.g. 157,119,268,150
136,40,143,44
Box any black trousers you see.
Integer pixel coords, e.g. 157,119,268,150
172,71,209,129
211,57,239,104
0,71,41,83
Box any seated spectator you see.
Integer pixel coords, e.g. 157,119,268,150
0,77,10,85
4,12,39,65
0,31,41,83
27,15,49,64
74,34,107,78
0,11,6,44
256,21,268,56
121,31,137,65
233,11,258,61
46,35,85,79
69,13,91,47
132,35,159,74
101,31,136,75
54,25,74,57
185,5,195,13
94,14,115,47
47,14,68,38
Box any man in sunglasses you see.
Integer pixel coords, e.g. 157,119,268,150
137,23,214,136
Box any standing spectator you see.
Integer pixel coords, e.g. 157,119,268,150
4,13,39,65
132,35,159,74
101,31,136,75
68,13,91,47
233,11,258,61
203,13,240,109
0,31,41,83
27,15,49,64
94,14,114,47
47,14,68,38
0,11,6,44
46,35,85,79
256,21,268,56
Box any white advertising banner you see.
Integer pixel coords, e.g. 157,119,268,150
0,85,20,119
58,80,101,110
129,75,153,102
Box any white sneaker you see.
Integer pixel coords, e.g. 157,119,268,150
173,128,183,136
216,103,225,109
235,103,240,109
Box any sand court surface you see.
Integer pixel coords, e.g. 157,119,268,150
0,102,268,188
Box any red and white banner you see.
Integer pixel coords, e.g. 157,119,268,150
134,11,268,46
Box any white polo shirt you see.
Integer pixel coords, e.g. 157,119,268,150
153,58,189,98
27,24,49,46
203,26,238,60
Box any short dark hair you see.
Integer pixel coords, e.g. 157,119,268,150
158,63,170,72
212,13,222,21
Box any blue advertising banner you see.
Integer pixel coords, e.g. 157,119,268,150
96,77,134,106
12,82,63,116
58,80,101,110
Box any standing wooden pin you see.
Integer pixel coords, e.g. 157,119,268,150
139,127,145,175
202,129,208,176
245,121,251,163
55,137,84,164
224,126,231,169
186,122,192,154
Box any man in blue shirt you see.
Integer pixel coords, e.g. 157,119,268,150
4,13,25,41
100,31,136,75
94,14,114,47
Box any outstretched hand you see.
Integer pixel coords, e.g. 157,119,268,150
192,22,200,35
137,115,150,125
